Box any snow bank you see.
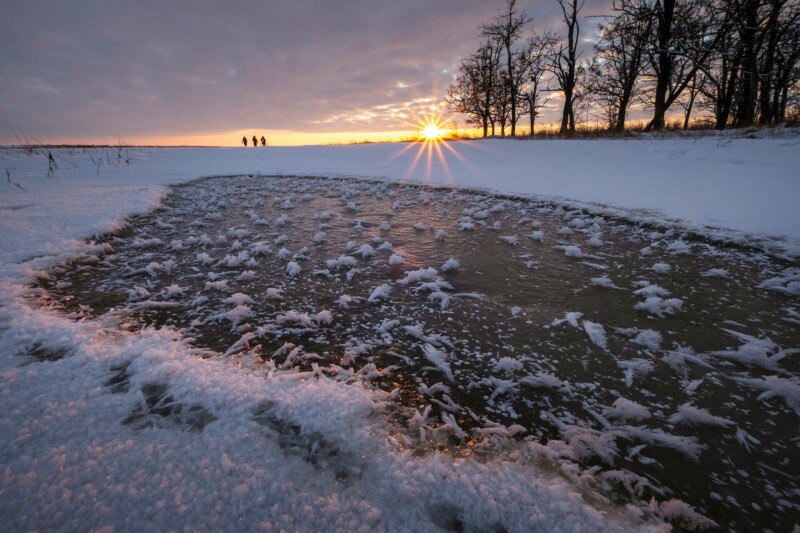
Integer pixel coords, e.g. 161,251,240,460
0,274,666,532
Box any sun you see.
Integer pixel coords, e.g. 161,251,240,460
420,123,447,141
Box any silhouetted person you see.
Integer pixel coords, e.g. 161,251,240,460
242,136,248,147
260,136,266,146
252,135,258,147
47,152,57,177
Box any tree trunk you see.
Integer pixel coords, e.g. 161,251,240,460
508,47,517,136
737,0,760,127
769,81,780,122
778,84,788,121
683,93,696,129
560,87,571,133
616,91,630,132
529,98,536,137
483,104,491,136
717,51,741,129
560,90,568,132
558,0,579,135
652,0,676,131
770,75,781,122
615,109,626,132
684,73,698,129
758,57,775,125
758,0,781,125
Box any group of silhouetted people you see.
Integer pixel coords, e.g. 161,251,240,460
242,135,267,147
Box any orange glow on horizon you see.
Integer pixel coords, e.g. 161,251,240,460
143,129,429,147
9,129,437,148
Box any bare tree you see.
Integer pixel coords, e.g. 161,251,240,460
447,73,484,134
731,0,758,125
587,0,653,130
519,31,559,136
648,0,676,130
758,0,800,124
698,16,743,129
551,0,586,134
482,0,532,137
734,0,770,126
447,41,503,137
677,70,707,128
446,0,799,135
644,0,730,130
585,60,622,127
770,4,800,122
492,68,513,136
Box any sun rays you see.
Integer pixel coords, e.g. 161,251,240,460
383,110,472,186
421,123,448,141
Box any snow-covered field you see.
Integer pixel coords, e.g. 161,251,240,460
2,136,800,266
1,139,798,532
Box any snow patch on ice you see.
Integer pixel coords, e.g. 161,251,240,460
758,267,800,296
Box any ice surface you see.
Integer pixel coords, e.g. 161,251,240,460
603,398,651,421
652,262,671,274
708,329,797,370
654,499,719,531
367,284,391,303
397,267,439,285
668,403,734,427
285,261,301,277
421,344,454,383
583,320,608,350
736,375,800,415
759,268,800,296
701,268,729,278
529,230,544,242
591,275,619,289
632,329,663,352
440,257,460,271
551,311,584,328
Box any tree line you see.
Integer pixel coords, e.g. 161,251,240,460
447,0,800,136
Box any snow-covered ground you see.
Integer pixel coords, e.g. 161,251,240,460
0,139,798,532
2,136,800,266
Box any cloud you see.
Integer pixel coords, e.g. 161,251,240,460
0,0,610,142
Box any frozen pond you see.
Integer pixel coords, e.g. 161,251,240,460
34,175,799,531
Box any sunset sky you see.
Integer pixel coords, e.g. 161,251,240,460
1,0,610,146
